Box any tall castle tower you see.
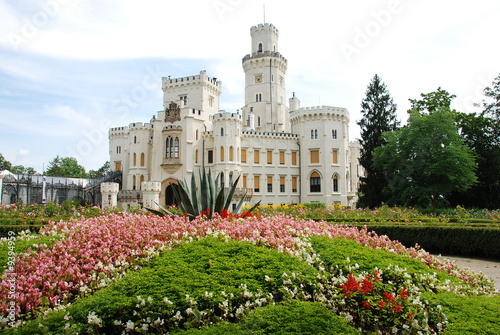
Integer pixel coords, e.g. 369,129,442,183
242,23,289,133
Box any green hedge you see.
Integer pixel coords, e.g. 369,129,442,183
175,300,358,335
352,225,500,260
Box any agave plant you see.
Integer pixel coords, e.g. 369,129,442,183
147,167,260,220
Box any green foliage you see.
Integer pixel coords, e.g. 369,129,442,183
448,74,500,209
374,89,477,213
422,291,500,334
310,236,454,281
301,202,326,209
177,300,359,334
23,237,318,333
149,167,260,220
0,233,61,274
357,74,399,208
352,224,500,260
0,153,12,171
88,161,112,179
45,155,88,178
10,165,37,175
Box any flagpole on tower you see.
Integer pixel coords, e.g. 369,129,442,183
263,4,265,24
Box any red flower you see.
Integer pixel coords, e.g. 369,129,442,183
341,274,360,297
392,303,403,313
199,208,210,217
360,278,373,294
400,289,408,300
378,301,385,308
363,301,370,309
383,293,395,302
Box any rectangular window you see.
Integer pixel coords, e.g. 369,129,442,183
208,150,213,164
254,150,260,164
243,175,247,188
241,149,247,163
115,162,122,171
267,176,273,192
292,176,297,193
332,150,338,164
332,129,337,139
310,177,321,192
292,151,297,165
279,151,285,165
209,95,214,107
310,150,319,164
280,176,285,192
267,150,273,164
254,175,260,192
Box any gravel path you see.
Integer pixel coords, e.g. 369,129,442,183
438,255,500,291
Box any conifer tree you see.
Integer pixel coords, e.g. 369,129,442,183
357,74,399,208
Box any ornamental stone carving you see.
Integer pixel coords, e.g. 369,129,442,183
164,102,181,123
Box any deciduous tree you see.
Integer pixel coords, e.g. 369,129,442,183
46,156,88,178
373,89,477,214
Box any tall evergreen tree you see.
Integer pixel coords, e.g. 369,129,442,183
357,74,399,208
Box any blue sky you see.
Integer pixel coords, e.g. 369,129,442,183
1,0,499,173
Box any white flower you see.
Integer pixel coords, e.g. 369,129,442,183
87,311,102,326
126,320,135,330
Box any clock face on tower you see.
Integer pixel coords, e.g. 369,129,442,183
255,74,263,83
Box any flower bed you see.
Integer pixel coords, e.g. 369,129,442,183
0,213,497,332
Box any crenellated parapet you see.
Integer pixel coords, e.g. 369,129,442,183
290,106,349,125
162,70,222,92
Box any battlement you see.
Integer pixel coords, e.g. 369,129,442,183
162,70,222,90
251,23,279,37
129,122,153,130
290,105,348,118
242,130,298,139
213,111,242,121
242,51,287,64
163,125,182,131
141,181,161,192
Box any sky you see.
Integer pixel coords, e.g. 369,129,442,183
0,0,498,174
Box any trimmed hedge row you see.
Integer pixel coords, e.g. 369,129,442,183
351,225,500,260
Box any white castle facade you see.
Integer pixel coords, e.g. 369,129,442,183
108,23,363,209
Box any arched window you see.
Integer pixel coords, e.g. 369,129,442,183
140,153,145,166
196,129,199,140
311,130,314,139
133,153,137,166
140,175,145,189
258,43,263,52
166,138,169,158
195,149,198,164
332,129,337,139
310,171,321,193
221,127,224,136
220,146,225,162
174,137,179,158
258,116,261,127
169,137,174,158
229,172,233,185
229,146,234,161
134,136,137,144
333,174,339,193
315,129,318,139
133,175,136,190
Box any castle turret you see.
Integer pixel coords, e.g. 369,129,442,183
242,24,289,133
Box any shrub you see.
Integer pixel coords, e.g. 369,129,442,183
176,300,359,334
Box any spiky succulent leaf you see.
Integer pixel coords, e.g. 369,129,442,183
224,175,241,210
190,173,200,215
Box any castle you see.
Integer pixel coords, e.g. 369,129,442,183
108,23,363,209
